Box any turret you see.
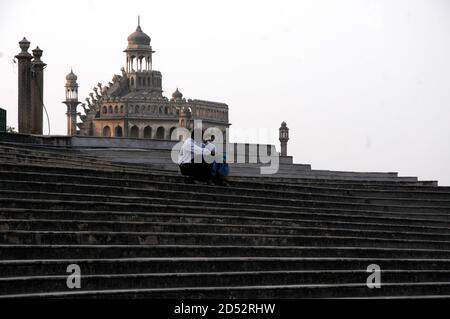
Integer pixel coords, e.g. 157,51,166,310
279,121,289,156
63,69,81,136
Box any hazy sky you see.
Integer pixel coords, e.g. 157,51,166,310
1,0,449,184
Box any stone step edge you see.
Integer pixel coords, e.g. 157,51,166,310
0,161,434,186
2,229,450,246
3,177,450,207
3,189,450,213
2,282,450,298
2,218,450,238
1,244,450,255
2,168,448,197
2,199,450,222
2,211,450,233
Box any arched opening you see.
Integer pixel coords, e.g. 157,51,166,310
115,126,123,137
114,106,118,113
102,106,107,114
108,105,113,113
144,126,152,139
103,126,111,137
130,125,139,138
89,123,94,136
135,105,139,113
156,126,165,139
169,127,177,140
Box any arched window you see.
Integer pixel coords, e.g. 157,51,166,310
144,126,152,139
156,126,165,139
130,77,134,86
115,126,123,137
102,106,107,114
169,127,177,140
108,105,113,113
120,105,124,113
135,105,139,113
130,125,139,138
114,106,118,113
164,107,169,115
103,126,111,137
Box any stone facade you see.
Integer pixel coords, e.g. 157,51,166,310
68,21,230,140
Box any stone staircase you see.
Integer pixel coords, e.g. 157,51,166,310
1,141,450,298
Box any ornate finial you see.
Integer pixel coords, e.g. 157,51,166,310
18,37,31,55
32,46,43,61
135,15,142,32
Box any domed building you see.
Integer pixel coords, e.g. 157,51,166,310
67,20,230,139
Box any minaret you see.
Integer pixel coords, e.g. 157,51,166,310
63,69,80,136
15,37,33,134
279,121,289,156
30,46,46,135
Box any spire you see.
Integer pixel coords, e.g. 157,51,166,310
136,15,142,32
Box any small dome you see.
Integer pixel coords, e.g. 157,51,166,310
172,88,183,99
281,121,287,127
66,69,77,81
127,25,151,46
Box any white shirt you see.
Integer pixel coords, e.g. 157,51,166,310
204,142,216,155
178,138,211,165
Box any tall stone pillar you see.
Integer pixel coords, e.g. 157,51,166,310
63,70,81,136
15,37,33,134
279,121,289,156
30,47,46,135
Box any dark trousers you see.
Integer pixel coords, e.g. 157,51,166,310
179,162,212,181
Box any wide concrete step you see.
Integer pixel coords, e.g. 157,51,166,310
2,199,450,228
3,257,450,277
2,208,450,234
2,230,450,249
2,270,450,296
2,175,450,207
2,245,450,260
0,162,440,190
0,154,145,175
3,170,450,207
2,189,450,217
0,143,419,181
2,219,450,241
4,282,450,298
3,181,450,215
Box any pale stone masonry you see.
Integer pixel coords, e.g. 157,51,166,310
69,21,230,140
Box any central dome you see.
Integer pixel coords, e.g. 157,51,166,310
127,25,151,46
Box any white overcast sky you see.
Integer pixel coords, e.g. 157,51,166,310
0,0,449,184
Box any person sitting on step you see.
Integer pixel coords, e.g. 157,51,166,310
204,135,229,186
178,129,213,184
